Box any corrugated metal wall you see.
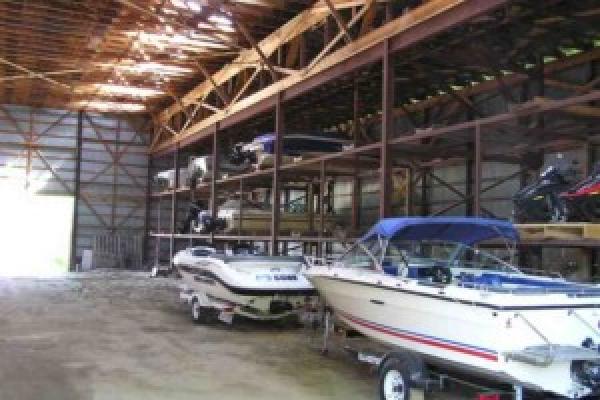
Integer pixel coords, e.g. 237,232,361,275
0,104,149,268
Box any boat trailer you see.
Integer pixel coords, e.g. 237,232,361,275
321,311,525,400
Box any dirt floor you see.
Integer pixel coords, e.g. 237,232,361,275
0,270,482,400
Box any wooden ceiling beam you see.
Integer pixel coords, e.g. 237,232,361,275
153,0,502,153
0,56,73,92
232,17,279,81
157,3,339,123
197,62,230,106
323,0,353,43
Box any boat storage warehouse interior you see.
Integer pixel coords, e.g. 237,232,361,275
2,1,600,399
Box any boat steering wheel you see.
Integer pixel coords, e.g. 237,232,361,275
431,266,452,285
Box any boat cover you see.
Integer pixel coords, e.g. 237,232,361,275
361,217,519,245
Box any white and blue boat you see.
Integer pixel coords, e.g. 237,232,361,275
233,132,352,168
305,217,600,399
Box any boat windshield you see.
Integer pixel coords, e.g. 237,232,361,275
387,240,520,274
340,239,520,275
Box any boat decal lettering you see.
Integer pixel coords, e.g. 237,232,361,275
179,265,316,296
338,311,499,362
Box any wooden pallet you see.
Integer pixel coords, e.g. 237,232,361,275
516,223,600,241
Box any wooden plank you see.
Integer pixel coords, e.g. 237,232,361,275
517,223,600,241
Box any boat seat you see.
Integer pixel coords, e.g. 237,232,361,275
382,261,399,276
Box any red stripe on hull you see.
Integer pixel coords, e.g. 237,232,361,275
341,313,498,362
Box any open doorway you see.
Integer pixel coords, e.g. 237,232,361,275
0,192,73,277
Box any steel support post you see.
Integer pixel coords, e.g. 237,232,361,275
421,168,430,216
270,93,283,255
474,124,482,216
210,123,219,244
318,160,326,256
238,178,243,239
70,110,83,271
155,196,161,266
308,181,315,234
352,78,360,230
406,167,413,216
143,156,153,267
169,147,179,263
210,123,218,219
380,39,393,218
111,120,119,230
465,144,474,216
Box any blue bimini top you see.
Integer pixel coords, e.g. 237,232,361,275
361,217,519,246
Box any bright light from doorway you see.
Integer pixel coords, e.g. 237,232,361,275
0,163,73,277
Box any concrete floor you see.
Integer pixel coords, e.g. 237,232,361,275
0,270,473,400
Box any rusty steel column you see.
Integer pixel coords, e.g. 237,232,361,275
351,78,360,230
238,178,243,239
270,92,283,255
210,123,219,244
421,169,430,216
318,160,326,256
70,110,83,271
380,39,393,218
474,124,482,216
406,167,413,216
169,147,179,263
307,181,314,234
155,195,161,266
142,155,153,267
210,123,219,219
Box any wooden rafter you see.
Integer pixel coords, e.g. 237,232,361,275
306,0,374,72
323,0,353,43
152,0,524,153
158,4,334,123
229,67,261,107
233,18,279,81
197,62,230,106
0,56,72,91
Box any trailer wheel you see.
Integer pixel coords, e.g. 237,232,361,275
379,357,412,400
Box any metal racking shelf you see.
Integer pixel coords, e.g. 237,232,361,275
145,0,600,275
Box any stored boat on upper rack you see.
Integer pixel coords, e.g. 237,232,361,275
174,246,318,323
230,132,352,169
304,217,600,399
186,155,250,188
179,196,342,235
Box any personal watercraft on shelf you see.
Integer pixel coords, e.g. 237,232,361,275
513,163,600,222
561,163,600,222
304,217,600,399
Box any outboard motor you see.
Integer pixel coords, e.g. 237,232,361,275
179,201,204,233
191,211,226,234
229,143,256,166
513,166,575,222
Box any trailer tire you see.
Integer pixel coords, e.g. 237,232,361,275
379,357,413,400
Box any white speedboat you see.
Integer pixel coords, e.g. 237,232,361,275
173,246,317,322
304,217,600,399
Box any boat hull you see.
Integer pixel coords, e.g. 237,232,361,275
177,265,316,319
308,272,600,398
